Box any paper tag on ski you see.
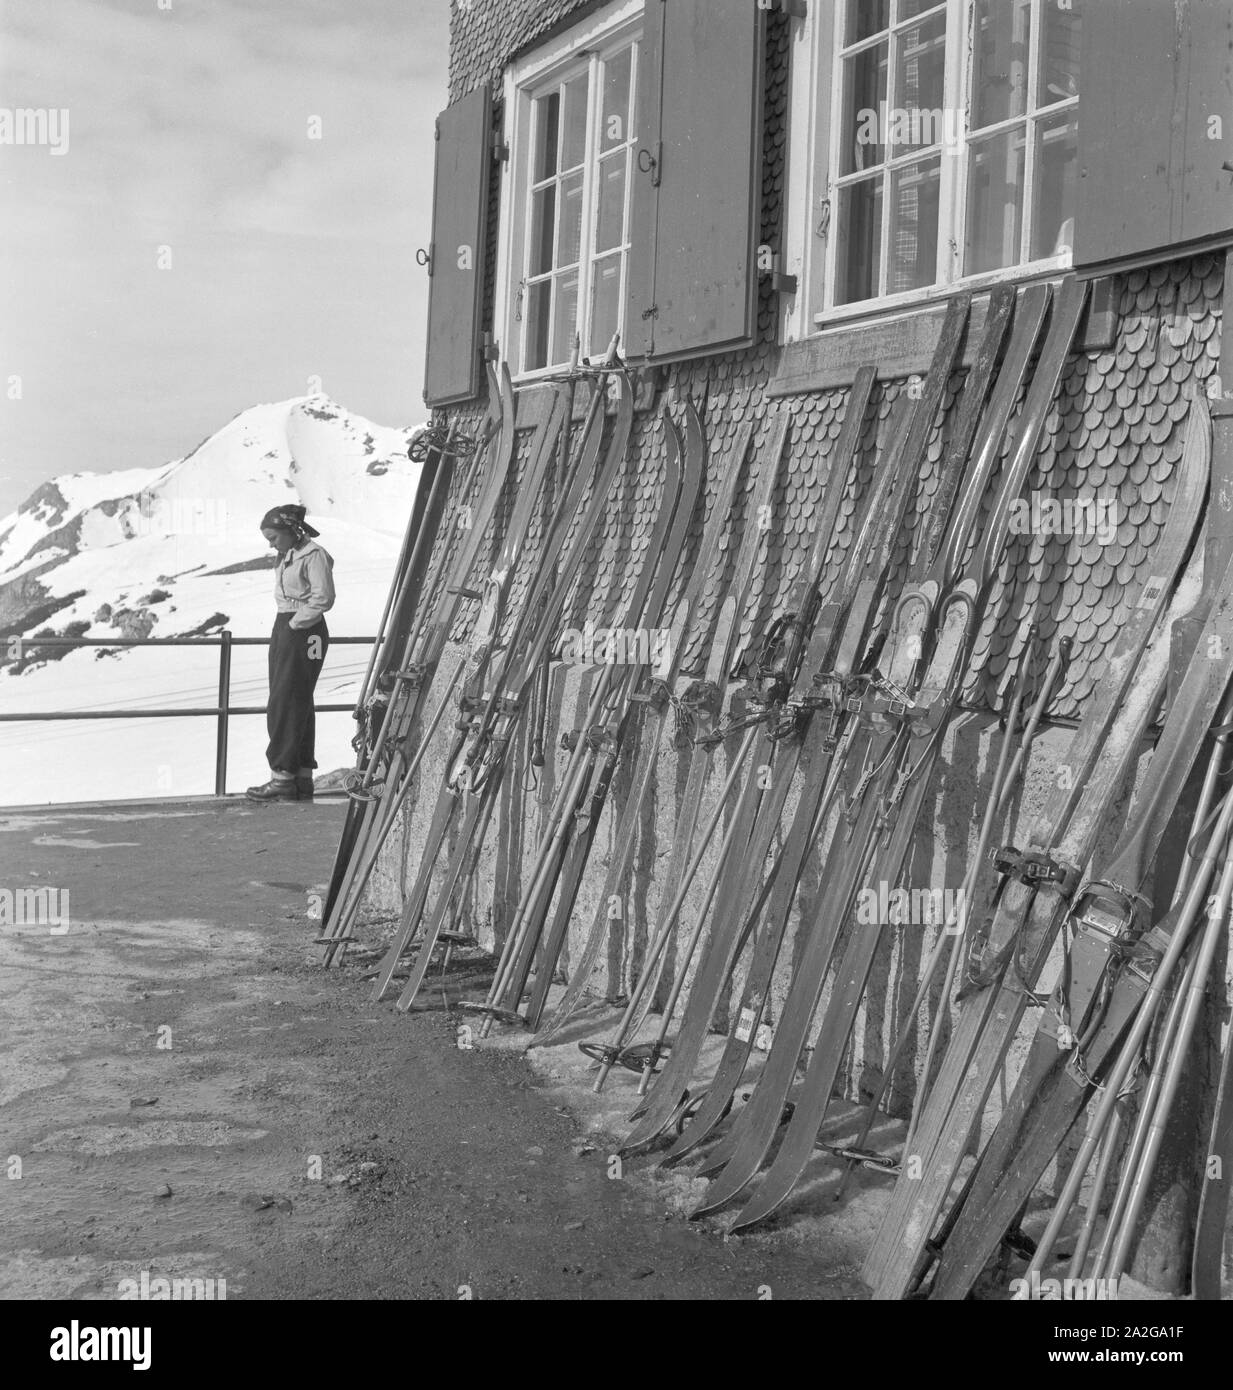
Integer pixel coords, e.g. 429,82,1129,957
1137,576,1165,609
754,1023,774,1052
734,1007,757,1043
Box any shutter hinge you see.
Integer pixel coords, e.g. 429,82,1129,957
760,250,797,296
758,0,807,15
481,334,500,363
491,131,509,163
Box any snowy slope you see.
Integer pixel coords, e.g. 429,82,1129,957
0,396,423,806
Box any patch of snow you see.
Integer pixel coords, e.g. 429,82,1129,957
0,396,425,806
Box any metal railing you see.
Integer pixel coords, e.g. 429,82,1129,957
0,632,377,794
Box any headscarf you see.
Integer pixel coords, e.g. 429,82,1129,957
259,504,320,543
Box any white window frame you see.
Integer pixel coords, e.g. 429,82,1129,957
780,0,1079,345
494,0,643,382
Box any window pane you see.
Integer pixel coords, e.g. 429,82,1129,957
970,0,1032,132
899,0,942,19
1038,1,1081,107
595,154,627,251
590,254,622,357
602,48,632,148
887,155,940,293
525,280,551,371
529,185,557,277
965,128,1026,273
534,92,560,181
841,41,889,173
561,74,589,170
1031,109,1078,259
552,271,579,363
891,11,947,155
836,176,883,305
845,0,890,43
557,170,584,267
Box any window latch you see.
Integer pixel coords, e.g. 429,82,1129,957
637,143,662,187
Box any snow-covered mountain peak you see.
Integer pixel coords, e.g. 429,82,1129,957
0,395,425,804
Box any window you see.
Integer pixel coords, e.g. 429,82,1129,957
498,2,641,376
784,0,1080,331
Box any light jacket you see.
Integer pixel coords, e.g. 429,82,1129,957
275,539,335,629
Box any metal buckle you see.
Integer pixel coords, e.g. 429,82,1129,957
992,845,1082,898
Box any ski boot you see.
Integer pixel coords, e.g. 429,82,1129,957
246,774,298,802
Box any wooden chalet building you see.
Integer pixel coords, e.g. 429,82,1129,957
379,0,1233,1149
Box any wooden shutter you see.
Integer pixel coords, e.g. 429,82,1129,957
626,0,765,362
1075,0,1233,267
423,88,493,407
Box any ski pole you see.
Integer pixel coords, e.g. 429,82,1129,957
903,635,1063,1145
630,701,856,1081
840,632,1061,1183
592,726,761,1095
630,747,769,1098
599,716,770,1080
529,341,580,773
1102,832,1233,1282
586,725,759,1092
357,423,460,712
1067,1103,1127,1279
476,667,623,1031
478,742,600,1035
836,704,1025,1192
322,661,467,961
1085,710,1233,1276
356,430,486,789
1087,952,1199,1281
1020,780,1233,1281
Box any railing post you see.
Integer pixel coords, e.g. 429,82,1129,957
215,630,232,795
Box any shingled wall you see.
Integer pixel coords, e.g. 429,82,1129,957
372,0,1226,1119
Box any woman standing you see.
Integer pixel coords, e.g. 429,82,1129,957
247,504,335,802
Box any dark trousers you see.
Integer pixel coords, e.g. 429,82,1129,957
267,613,329,773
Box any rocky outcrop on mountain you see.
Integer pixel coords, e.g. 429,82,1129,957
0,395,423,648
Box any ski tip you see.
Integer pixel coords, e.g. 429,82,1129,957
728,1197,777,1234
688,1194,727,1221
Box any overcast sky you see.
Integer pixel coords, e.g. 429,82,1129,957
0,0,450,515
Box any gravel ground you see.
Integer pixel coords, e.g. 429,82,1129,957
0,797,860,1300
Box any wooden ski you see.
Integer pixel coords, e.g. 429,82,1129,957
719,282,1081,1231
864,394,1212,1297
528,408,756,1046
381,373,638,1007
